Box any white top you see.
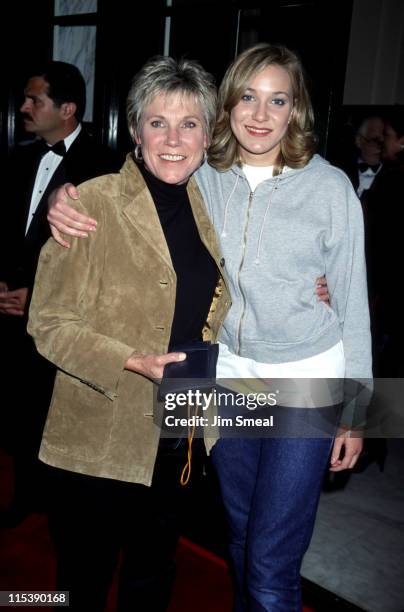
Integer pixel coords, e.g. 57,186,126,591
25,123,82,234
242,164,275,191
217,340,345,379
357,161,382,198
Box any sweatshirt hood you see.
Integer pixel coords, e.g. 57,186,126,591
219,154,330,264
228,153,330,184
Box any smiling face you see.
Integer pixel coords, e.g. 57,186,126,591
134,92,208,185
230,64,293,167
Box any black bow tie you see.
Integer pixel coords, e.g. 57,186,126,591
358,162,380,174
39,140,66,158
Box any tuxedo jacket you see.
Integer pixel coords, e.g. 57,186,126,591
340,155,388,201
1,129,123,292
0,131,123,443
362,162,404,306
340,156,360,192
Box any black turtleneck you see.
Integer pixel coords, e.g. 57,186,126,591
139,163,218,349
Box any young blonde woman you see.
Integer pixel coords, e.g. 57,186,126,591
195,43,370,611
46,44,370,611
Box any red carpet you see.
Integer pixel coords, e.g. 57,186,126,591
0,450,315,611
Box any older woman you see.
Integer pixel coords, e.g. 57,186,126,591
28,57,230,612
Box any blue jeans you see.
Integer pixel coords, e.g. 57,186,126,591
211,434,335,611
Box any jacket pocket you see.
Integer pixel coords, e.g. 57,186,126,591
41,373,116,462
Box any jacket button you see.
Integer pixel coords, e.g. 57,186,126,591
220,258,225,267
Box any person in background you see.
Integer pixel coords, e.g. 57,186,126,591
45,44,368,612
368,107,404,376
333,116,385,301
338,115,385,200
0,61,121,528
331,112,401,478
344,107,404,477
382,108,404,164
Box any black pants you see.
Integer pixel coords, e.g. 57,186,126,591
1,313,54,512
47,438,206,612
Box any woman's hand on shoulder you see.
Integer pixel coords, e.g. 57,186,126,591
47,182,98,248
125,351,187,381
329,426,363,471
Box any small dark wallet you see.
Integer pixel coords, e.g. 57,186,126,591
158,341,219,401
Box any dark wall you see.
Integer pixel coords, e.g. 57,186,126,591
1,0,353,158
1,0,166,156
169,1,239,83
168,0,353,156
233,1,353,154
1,1,53,155
93,0,166,153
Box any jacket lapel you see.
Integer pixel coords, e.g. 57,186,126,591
119,156,223,274
187,176,220,264
120,157,173,268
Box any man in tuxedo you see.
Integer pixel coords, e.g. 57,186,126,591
0,61,122,526
347,115,385,199
327,116,389,484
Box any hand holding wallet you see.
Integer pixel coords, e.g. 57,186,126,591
158,340,219,401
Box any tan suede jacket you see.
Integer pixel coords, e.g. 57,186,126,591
28,156,231,486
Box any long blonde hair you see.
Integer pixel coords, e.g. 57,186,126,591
208,43,316,173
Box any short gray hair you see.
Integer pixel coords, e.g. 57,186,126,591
126,56,217,141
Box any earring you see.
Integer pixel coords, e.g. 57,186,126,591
134,144,143,161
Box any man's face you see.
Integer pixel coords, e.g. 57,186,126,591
20,76,63,141
355,118,384,165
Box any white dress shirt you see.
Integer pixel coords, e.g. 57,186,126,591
357,160,382,198
25,123,82,234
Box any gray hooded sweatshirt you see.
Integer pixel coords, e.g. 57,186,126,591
195,154,372,382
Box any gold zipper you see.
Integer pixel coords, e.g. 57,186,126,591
236,190,254,355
